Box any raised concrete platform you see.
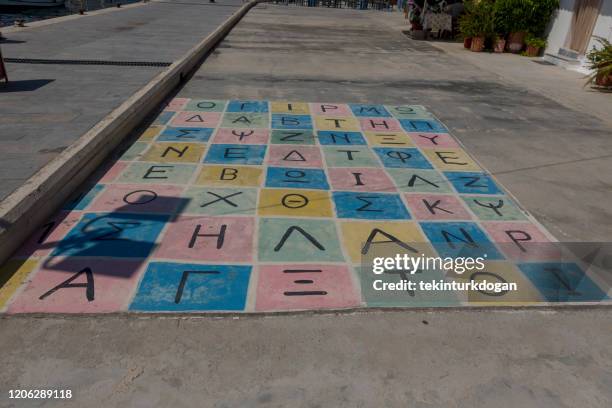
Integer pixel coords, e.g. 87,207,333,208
0,0,244,201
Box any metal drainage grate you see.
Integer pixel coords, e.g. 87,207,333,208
3,58,172,67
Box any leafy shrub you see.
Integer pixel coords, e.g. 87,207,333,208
586,37,612,87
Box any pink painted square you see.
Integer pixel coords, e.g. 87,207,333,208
89,184,186,214
408,132,459,148
309,103,352,116
359,118,402,132
7,258,144,313
154,216,254,262
97,161,128,184
170,111,222,128
255,264,361,311
266,145,323,168
213,128,270,144
164,98,190,112
15,211,83,258
328,168,396,192
404,194,472,220
482,222,559,261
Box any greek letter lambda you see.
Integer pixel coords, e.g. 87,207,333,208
274,226,325,252
39,267,94,302
361,229,418,255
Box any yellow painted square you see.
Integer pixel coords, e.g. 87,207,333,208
340,221,430,263
0,259,38,309
271,101,310,115
364,132,414,147
258,189,333,217
140,143,205,163
196,165,263,187
314,116,361,131
447,261,542,305
422,148,481,171
138,125,163,141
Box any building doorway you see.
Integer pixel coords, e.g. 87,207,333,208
565,0,602,54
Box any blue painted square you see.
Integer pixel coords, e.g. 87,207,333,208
265,167,329,190
399,118,447,133
154,111,175,125
204,144,267,165
317,131,366,145
333,192,410,219
63,184,105,211
130,262,251,311
374,147,433,169
349,104,391,117
157,127,213,143
50,212,168,258
272,114,313,130
226,100,269,113
518,263,609,302
420,221,503,259
445,172,504,195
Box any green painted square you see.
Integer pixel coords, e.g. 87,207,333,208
119,142,149,161
184,99,227,112
118,163,196,184
182,187,258,216
322,146,379,167
357,266,461,307
387,168,453,193
258,218,345,262
271,129,316,145
222,112,269,128
462,195,527,221
385,105,434,119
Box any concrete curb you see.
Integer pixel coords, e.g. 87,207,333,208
0,0,260,265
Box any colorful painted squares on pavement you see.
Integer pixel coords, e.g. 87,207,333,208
2,99,609,314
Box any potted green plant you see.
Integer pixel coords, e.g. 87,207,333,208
524,35,546,57
460,0,495,53
585,37,612,88
493,0,529,53
493,34,506,53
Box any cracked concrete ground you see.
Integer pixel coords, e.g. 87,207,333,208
0,4,611,407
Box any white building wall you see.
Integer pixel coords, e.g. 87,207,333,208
545,0,612,56
545,0,577,55
586,0,612,51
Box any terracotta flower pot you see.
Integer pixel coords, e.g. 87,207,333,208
507,31,526,53
464,37,472,49
470,36,485,52
595,73,612,87
494,38,506,53
526,45,540,57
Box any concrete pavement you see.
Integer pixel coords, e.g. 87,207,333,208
0,4,611,406
1,309,611,407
